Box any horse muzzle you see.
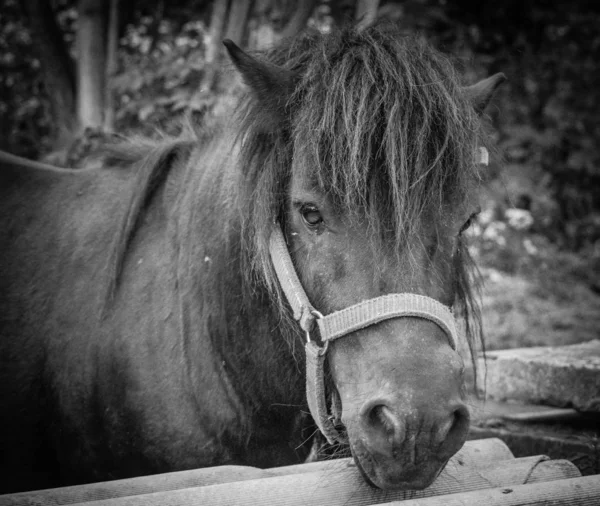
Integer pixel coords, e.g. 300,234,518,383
268,224,469,489
348,399,471,490
327,315,470,490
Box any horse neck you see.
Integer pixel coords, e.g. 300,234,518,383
174,135,305,415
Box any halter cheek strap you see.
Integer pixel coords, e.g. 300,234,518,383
269,225,459,444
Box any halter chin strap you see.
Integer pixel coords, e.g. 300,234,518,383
269,224,459,444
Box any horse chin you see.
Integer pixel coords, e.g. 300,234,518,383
350,439,446,491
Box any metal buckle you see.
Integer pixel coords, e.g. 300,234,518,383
305,309,328,354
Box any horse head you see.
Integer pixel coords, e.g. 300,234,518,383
225,28,504,490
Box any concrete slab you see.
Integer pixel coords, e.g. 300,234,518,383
477,340,600,412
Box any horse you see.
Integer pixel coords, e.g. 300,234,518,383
0,24,504,494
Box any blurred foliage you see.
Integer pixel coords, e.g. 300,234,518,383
449,0,600,257
1,0,50,157
1,0,599,264
114,17,211,131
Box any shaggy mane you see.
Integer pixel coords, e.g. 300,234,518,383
101,132,198,301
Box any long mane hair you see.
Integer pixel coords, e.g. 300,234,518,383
105,24,486,380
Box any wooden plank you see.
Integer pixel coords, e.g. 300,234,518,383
469,426,600,476
0,438,514,505
477,340,600,412
268,437,515,477
379,475,600,506
0,465,273,506
16,457,577,506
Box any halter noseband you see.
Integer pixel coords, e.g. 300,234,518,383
269,225,459,444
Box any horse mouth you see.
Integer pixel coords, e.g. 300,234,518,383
352,451,380,489
350,439,445,491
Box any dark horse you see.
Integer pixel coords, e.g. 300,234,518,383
0,25,504,493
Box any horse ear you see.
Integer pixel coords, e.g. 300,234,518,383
464,73,506,114
223,39,298,132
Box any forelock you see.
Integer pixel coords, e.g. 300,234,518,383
283,26,485,254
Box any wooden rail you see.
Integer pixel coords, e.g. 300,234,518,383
2,438,598,506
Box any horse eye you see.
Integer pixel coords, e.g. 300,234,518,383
459,210,480,234
300,206,323,227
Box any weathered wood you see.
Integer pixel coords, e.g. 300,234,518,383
0,438,514,505
380,475,600,506
2,457,577,506
477,340,600,412
0,466,273,506
469,426,600,476
469,399,600,476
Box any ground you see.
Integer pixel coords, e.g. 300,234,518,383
481,264,600,350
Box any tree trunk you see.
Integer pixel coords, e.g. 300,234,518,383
355,0,379,29
278,0,318,41
77,0,108,131
224,0,253,47
330,0,356,27
206,0,230,64
250,0,316,50
22,0,78,149
103,0,119,131
201,0,230,92
249,0,274,50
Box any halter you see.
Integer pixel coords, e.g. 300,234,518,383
269,225,459,444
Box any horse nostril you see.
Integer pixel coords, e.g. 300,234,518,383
452,405,470,432
362,402,406,447
369,405,395,436
440,404,470,453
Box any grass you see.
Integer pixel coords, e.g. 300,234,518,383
476,236,600,350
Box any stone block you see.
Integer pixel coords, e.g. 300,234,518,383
477,340,600,412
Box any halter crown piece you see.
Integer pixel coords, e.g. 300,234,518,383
268,225,459,444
